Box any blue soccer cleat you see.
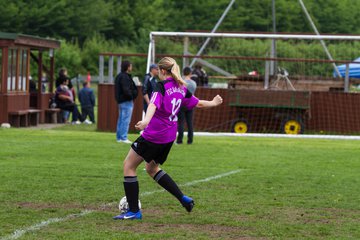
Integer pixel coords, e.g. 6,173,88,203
113,210,142,220
181,195,195,213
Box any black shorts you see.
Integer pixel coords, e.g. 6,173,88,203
131,136,174,165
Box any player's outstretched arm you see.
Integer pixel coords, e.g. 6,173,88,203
135,103,157,130
196,95,223,108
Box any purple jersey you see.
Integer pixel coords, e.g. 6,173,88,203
141,78,199,144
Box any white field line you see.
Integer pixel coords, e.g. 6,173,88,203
141,169,242,196
191,132,360,140
0,210,93,240
1,169,242,240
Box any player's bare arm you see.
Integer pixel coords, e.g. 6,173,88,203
135,103,156,130
196,94,223,108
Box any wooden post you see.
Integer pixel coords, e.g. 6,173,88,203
9,49,14,91
1,48,8,93
49,49,55,93
0,48,2,93
99,55,104,83
344,63,350,93
108,56,114,83
37,51,43,108
26,49,30,92
15,49,20,91
117,56,122,75
264,60,270,89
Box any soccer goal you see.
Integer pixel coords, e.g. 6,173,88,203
147,31,360,134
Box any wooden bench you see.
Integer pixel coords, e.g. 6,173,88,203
8,110,29,127
27,109,42,126
45,108,61,123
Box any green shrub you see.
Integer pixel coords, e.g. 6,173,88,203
55,40,83,77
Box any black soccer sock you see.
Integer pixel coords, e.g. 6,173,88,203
153,170,183,202
123,176,139,212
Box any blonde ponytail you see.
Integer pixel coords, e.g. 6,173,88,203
158,57,186,86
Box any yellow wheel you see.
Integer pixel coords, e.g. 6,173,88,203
283,119,302,134
232,120,249,133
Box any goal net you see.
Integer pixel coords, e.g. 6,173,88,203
146,32,360,135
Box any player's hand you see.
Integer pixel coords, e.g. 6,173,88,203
135,121,147,130
213,95,223,106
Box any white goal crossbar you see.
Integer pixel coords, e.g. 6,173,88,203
150,31,360,40
147,31,360,72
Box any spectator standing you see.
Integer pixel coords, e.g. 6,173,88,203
142,64,159,113
78,81,95,124
191,64,208,87
114,61,138,143
176,67,197,144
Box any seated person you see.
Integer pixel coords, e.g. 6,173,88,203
55,77,84,124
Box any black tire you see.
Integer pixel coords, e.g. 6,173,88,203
280,117,305,134
232,118,250,133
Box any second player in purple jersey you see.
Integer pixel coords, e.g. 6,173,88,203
141,77,199,144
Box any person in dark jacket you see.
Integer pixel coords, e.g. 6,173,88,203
115,61,138,143
78,81,95,124
191,64,208,87
142,64,159,113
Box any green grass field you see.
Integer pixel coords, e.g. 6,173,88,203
1,127,360,239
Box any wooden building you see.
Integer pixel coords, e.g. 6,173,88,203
0,32,60,126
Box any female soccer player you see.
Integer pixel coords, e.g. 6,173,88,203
114,57,223,220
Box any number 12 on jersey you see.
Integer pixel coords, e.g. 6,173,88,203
169,98,182,121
